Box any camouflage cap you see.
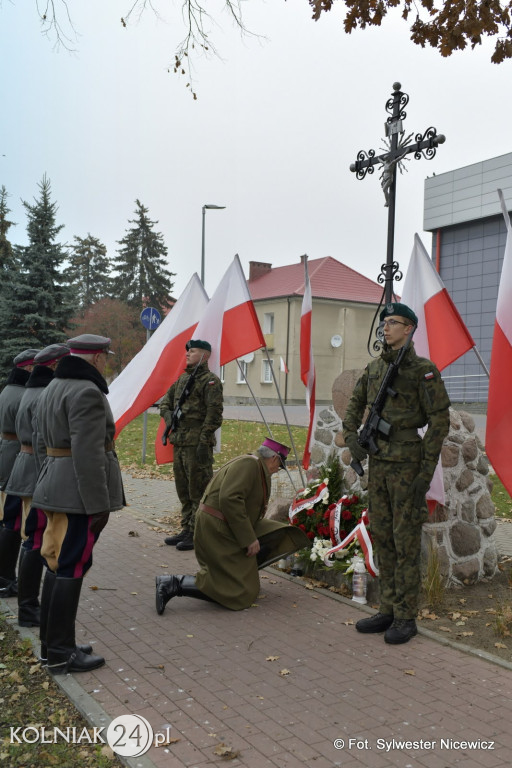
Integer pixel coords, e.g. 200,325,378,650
67,334,115,355
186,339,212,352
379,302,418,326
34,343,70,366
13,349,41,367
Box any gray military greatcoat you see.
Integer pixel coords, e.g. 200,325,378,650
32,356,125,515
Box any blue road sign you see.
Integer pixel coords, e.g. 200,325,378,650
140,307,161,331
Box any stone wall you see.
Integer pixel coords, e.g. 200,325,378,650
304,371,498,586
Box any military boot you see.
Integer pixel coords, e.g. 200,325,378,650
384,619,418,645
40,572,94,667
17,548,44,627
356,612,394,633
0,527,22,597
164,529,188,546
155,574,212,615
175,531,194,551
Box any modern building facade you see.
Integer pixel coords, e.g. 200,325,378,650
424,152,512,402
221,255,383,405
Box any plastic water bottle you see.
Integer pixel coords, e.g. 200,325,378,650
351,558,368,604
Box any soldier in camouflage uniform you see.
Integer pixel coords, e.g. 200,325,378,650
160,339,223,551
343,302,450,644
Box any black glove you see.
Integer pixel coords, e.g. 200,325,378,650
162,423,172,446
196,443,209,465
409,472,431,509
345,434,368,463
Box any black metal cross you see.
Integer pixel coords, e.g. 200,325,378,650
350,82,445,304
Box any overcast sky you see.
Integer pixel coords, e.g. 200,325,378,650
1,1,512,300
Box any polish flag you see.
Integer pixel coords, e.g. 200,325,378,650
155,255,265,464
486,190,512,494
300,255,316,469
401,234,474,371
401,234,475,509
107,274,208,437
280,356,289,374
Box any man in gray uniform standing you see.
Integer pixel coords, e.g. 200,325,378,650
33,334,125,674
0,348,40,596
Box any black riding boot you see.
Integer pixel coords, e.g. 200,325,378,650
155,574,212,615
39,570,92,661
17,548,44,626
0,527,22,596
44,576,101,673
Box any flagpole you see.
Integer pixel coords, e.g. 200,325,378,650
472,346,490,378
236,360,275,437
263,347,306,487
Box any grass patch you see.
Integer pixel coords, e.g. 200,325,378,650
116,415,307,479
0,614,122,767
490,473,512,520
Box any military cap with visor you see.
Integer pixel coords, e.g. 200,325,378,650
67,334,115,355
13,349,41,367
379,302,418,327
34,343,70,366
186,339,211,352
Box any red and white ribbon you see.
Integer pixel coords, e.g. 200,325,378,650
324,508,379,577
289,481,329,521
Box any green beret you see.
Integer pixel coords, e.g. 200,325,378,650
186,339,211,352
379,302,418,326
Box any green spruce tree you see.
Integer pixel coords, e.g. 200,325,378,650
0,185,16,271
66,233,113,310
0,175,77,377
113,200,175,313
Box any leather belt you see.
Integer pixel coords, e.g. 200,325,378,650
47,441,114,457
47,447,72,457
1,432,17,441
21,444,34,454
199,503,226,521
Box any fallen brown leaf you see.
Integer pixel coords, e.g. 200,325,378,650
266,655,280,662
404,669,415,676
213,742,240,759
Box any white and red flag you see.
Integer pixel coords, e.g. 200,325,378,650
402,234,474,370
107,274,208,438
300,255,316,469
155,255,266,464
401,234,475,509
280,356,289,374
486,190,512,495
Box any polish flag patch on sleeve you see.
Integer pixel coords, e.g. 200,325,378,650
424,371,435,380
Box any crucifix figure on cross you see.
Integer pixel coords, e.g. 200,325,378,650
350,82,446,307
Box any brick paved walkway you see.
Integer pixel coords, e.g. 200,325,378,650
3,473,512,768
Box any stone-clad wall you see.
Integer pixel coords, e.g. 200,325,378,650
309,381,498,585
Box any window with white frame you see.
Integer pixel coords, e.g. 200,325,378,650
263,312,274,334
236,360,248,384
262,358,273,384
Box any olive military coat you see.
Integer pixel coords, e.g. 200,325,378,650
32,356,125,516
194,454,310,610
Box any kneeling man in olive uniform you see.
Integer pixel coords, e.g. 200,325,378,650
156,439,310,614
33,335,125,674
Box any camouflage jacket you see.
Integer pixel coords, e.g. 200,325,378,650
343,342,450,477
160,363,223,447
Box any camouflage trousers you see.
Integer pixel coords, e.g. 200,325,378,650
173,445,214,533
368,457,428,620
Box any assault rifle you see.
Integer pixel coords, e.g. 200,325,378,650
162,354,205,446
351,327,416,477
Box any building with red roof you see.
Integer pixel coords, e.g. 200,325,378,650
222,255,384,405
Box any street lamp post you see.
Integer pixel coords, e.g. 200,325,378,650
201,204,226,285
